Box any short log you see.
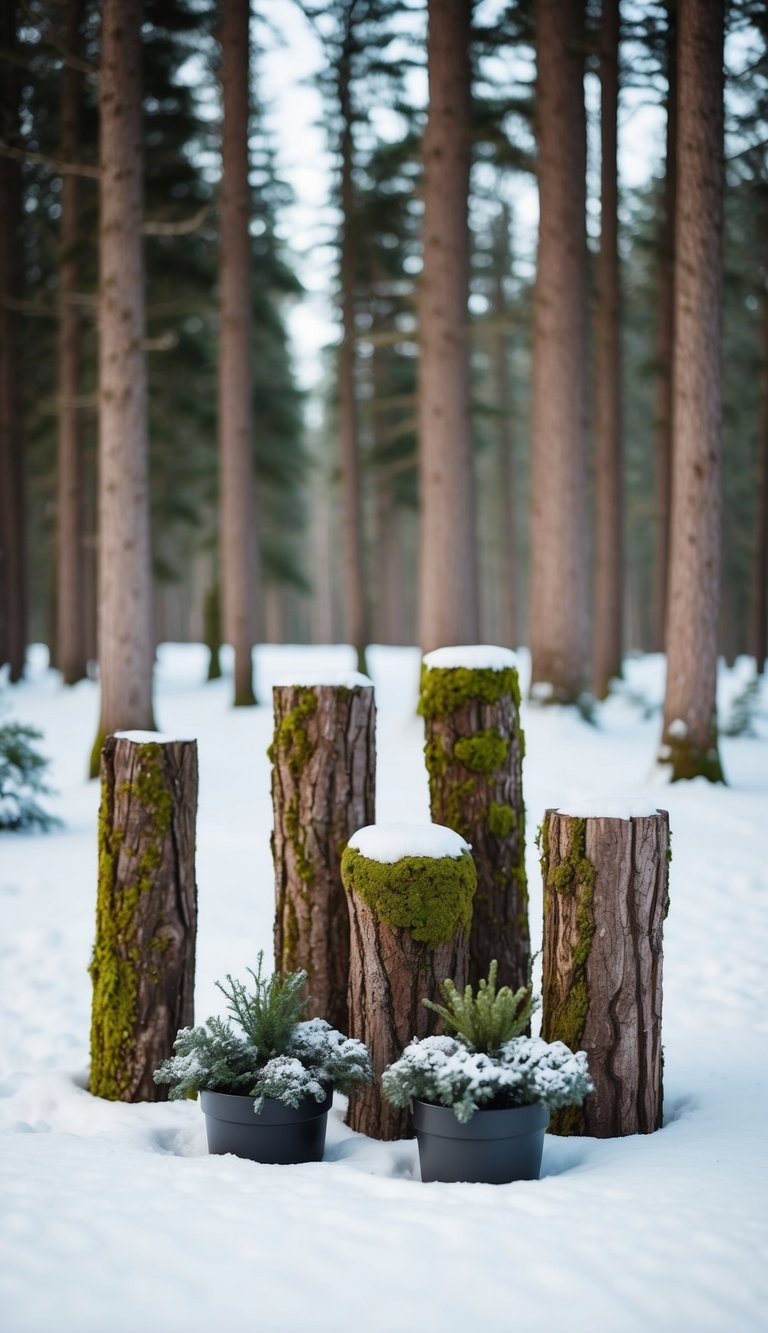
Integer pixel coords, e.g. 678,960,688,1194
540,805,669,1136
341,824,476,1140
89,732,198,1101
271,678,375,1033
419,649,529,992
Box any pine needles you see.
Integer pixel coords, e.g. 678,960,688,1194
216,952,309,1059
423,960,534,1055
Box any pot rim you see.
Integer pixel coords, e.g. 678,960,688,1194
200,1087,333,1125
412,1097,549,1141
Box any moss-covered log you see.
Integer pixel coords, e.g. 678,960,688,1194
271,679,375,1033
341,829,476,1140
419,653,529,991
90,733,198,1101
540,807,669,1136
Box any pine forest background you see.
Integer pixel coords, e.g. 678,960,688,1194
1,0,766,705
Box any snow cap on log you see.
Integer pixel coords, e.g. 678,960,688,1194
273,671,373,688
422,644,517,671
348,821,471,863
556,797,662,820
114,730,196,743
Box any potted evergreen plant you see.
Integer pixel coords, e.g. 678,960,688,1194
154,954,372,1164
381,961,593,1183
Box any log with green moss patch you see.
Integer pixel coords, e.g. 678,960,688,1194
271,683,375,1034
341,838,476,1140
419,660,529,992
540,807,669,1138
89,735,198,1101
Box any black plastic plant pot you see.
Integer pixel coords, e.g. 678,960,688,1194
200,1089,333,1164
413,1099,549,1184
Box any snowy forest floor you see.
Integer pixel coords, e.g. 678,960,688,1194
1,643,767,1333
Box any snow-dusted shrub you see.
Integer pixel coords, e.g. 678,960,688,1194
154,954,372,1111
382,960,593,1124
0,720,58,831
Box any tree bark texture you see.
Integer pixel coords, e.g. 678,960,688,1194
593,0,623,700
219,0,258,706
271,683,376,1033
529,0,590,702
418,0,479,655
661,0,725,781
541,809,668,1137
344,889,470,1141
56,0,87,686
420,665,529,992
751,253,768,674
0,0,27,681
653,0,678,652
95,0,156,758
90,735,198,1101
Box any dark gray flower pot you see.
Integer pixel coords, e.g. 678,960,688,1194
413,1099,549,1184
200,1089,333,1164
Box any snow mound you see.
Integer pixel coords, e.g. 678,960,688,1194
422,644,517,671
347,821,471,862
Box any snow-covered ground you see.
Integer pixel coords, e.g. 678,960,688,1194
1,643,767,1333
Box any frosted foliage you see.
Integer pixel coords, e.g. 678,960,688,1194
347,821,470,863
252,1057,326,1112
422,645,517,671
382,1035,593,1124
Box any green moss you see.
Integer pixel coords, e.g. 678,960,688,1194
89,730,107,781
269,689,318,777
341,846,476,947
453,729,509,774
424,735,449,780
444,777,475,838
660,732,725,784
418,664,521,719
543,817,596,1062
285,795,314,885
89,743,173,1101
487,802,517,838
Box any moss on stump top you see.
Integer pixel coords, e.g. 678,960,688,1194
418,647,521,720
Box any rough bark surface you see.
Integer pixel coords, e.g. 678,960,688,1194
653,0,677,652
541,809,668,1137
95,0,155,750
418,0,479,654
528,0,590,701
218,0,258,706
422,678,529,992
660,0,725,780
345,894,469,1141
90,735,198,1102
751,258,768,674
271,684,376,1033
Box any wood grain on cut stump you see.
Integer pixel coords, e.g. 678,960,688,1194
89,734,198,1102
271,683,375,1033
541,808,669,1136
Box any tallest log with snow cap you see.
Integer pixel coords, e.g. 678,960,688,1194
419,646,529,992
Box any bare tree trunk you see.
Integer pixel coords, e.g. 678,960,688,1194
491,206,518,650
56,0,87,686
90,734,198,1101
0,0,27,681
92,0,156,772
751,256,768,675
420,661,528,992
418,0,479,655
660,0,725,782
593,0,623,699
342,841,474,1140
219,0,257,706
338,33,369,675
529,0,590,702
653,0,677,652
541,808,668,1137
272,682,376,1033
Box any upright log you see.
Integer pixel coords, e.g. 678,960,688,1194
90,733,198,1101
341,823,476,1140
419,647,529,991
541,804,669,1136
271,677,376,1033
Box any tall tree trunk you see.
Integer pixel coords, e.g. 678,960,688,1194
56,0,88,685
529,0,590,702
491,207,518,650
92,0,155,772
219,0,257,706
653,0,678,652
752,251,768,675
660,0,725,782
418,0,479,655
0,0,27,681
338,30,369,675
593,0,623,699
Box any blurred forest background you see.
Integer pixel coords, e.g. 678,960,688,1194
0,1,766,727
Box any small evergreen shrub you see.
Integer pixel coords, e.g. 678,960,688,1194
154,953,373,1112
0,721,58,832
382,960,593,1124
